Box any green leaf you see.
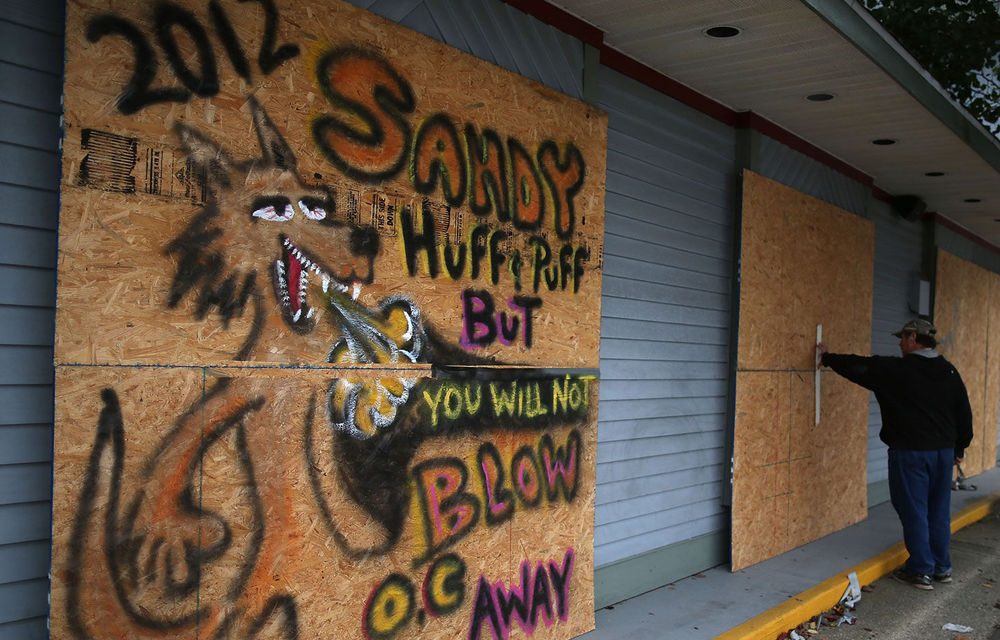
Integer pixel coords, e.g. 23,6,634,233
862,0,1000,137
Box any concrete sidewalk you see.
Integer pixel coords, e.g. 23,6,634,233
803,505,1000,640
579,466,1000,640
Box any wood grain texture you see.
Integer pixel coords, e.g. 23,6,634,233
52,0,604,637
732,171,872,571
934,249,1000,476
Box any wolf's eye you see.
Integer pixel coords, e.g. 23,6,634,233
298,197,328,221
251,196,294,222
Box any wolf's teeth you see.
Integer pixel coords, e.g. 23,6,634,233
352,282,362,300
402,311,414,341
307,307,315,319
275,261,288,292
293,308,302,322
322,275,330,293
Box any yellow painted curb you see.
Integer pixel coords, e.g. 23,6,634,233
713,492,1000,640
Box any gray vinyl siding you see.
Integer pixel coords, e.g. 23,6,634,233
350,0,585,100
757,134,870,216
867,198,924,491
0,0,63,636
936,223,1000,276
595,67,737,567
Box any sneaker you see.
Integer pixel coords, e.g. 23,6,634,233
932,570,952,583
892,568,933,590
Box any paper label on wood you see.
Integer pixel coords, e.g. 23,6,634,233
52,1,605,638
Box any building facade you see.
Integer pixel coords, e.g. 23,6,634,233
1,0,998,636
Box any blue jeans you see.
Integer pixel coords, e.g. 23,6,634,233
888,448,953,576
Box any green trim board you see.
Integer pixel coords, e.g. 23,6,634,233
594,479,891,610
867,478,890,508
593,531,728,610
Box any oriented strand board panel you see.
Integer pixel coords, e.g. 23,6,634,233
934,250,1000,476
57,0,606,368
989,276,1000,468
53,367,599,640
52,1,606,639
732,171,873,571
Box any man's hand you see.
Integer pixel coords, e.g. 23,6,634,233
954,456,964,465
816,342,828,368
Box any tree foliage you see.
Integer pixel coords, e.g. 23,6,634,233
864,0,1000,134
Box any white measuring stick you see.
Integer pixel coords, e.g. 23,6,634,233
815,324,822,425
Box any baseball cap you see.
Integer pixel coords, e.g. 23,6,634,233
892,318,936,338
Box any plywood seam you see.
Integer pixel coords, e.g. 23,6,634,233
762,491,793,500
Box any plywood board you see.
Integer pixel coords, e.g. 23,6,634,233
988,276,1000,468
934,250,1000,476
732,171,873,571
57,0,606,369
737,173,874,371
52,367,599,639
52,1,605,638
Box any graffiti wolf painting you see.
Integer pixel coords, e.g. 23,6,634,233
56,96,595,640
53,1,605,639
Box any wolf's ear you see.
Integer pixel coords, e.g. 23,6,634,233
174,123,238,190
248,95,298,171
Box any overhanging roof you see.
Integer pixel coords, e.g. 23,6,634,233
546,0,1000,249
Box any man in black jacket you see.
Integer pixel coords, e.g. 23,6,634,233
818,318,973,590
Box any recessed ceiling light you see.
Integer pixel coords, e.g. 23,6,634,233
924,171,945,177
964,198,982,203
806,93,836,102
871,138,897,146
704,25,741,38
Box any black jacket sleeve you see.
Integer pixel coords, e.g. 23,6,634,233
822,351,975,457
820,352,882,391
952,370,973,459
